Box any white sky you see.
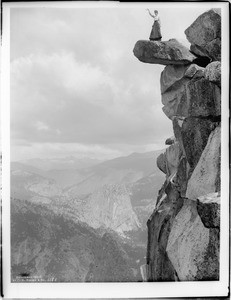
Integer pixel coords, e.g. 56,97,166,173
10,2,217,161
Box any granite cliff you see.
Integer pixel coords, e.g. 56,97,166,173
133,9,221,281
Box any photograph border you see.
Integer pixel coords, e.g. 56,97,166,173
1,1,230,298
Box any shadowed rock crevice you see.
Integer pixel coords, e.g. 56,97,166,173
197,193,220,229
196,228,220,280
146,193,184,281
192,54,211,67
133,8,221,281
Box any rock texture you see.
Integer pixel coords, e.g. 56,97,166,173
186,126,221,200
185,9,221,61
134,8,221,281
147,186,183,281
166,199,219,281
133,39,196,65
197,192,220,228
161,64,221,120
204,61,221,87
81,184,141,236
165,136,175,145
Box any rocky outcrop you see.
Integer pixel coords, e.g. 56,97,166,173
147,185,183,281
185,9,221,61
134,8,221,281
204,61,221,87
133,39,196,65
165,136,175,145
177,117,218,171
166,199,219,281
197,192,220,228
160,64,221,120
83,184,141,236
186,126,221,199
184,64,205,78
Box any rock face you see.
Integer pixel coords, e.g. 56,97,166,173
133,39,196,65
165,136,175,145
134,9,221,281
81,184,141,236
185,9,221,61
160,64,221,120
166,199,219,281
197,192,220,228
186,126,221,200
204,61,221,87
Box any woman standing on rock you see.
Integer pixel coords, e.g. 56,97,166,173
147,9,162,41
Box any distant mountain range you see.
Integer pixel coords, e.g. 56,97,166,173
12,151,163,189
11,150,165,282
19,156,102,171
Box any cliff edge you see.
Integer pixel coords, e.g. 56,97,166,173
133,9,221,281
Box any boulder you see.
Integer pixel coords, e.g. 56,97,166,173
133,39,196,65
178,78,221,117
186,126,221,200
185,9,221,61
165,136,175,145
162,77,221,120
156,142,182,179
156,152,167,174
205,38,221,61
190,44,208,58
197,192,220,228
204,61,221,87
184,64,204,78
162,85,186,120
160,65,188,94
173,116,219,173
165,142,182,179
180,117,218,171
147,186,183,281
166,199,219,280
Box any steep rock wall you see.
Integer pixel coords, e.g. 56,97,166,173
133,9,221,281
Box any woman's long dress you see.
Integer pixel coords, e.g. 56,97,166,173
149,17,162,41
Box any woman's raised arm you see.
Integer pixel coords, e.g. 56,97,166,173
146,9,154,18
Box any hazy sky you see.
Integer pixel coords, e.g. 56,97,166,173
10,2,216,161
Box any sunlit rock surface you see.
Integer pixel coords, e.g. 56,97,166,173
185,9,221,61
80,184,141,235
161,66,220,120
133,39,196,65
166,199,219,281
186,126,221,200
204,61,221,87
184,64,204,78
